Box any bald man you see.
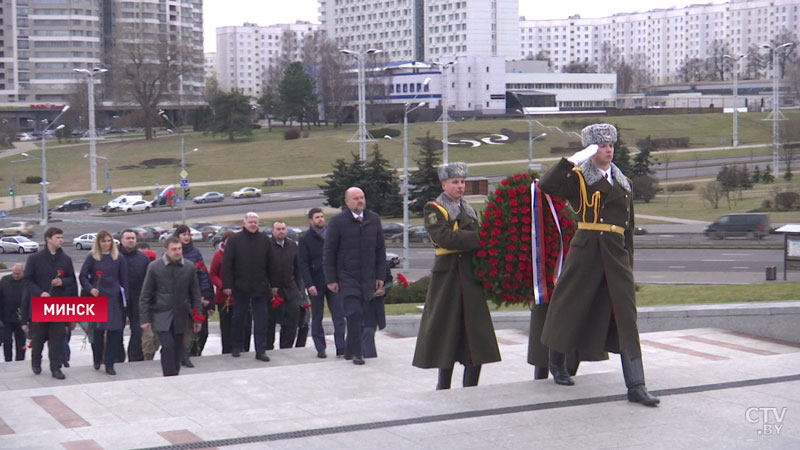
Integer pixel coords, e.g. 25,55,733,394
323,187,387,365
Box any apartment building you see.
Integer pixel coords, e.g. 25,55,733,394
519,0,800,84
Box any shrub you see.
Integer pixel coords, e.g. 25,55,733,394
666,183,695,192
550,142,582,154
761,199,773,209
262,178,284,187
369,127,401,138
385,275,430,304
635,137,690,150
24,175,42,184
284,128,300,140
561,119,595,129
775,191,800,209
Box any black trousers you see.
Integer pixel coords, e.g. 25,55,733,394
92,329,122,368
233,294,268,354
310,290,345,354
128,312,143,362
29,322,66,371
188,319,208,356
266,289,300,350
220,304,252,353
157,323,184,377
343,295,365,359
3,323,26,361
295,306,309,347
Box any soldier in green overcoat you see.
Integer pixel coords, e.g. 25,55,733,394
537,123,660,407
412,162,501,390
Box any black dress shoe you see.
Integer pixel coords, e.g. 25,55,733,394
336,349,344,358
232,349,240,357
255,352,270,362
94,362,101,370
52,369,65,380
105,367,116,376
63,361,70,368
352,356,365,365
628,385,660,406
317,351,327,359
182,356,194,368
32,361,42,375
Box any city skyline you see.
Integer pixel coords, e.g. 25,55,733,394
203,0,728,52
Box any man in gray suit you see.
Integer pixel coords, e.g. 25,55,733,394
139,237,202,377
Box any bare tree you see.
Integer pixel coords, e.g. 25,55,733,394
598,42,619,73
704,40,733,81
700,180,724,209
314,37,350,128
744,44,765,80
679,57,705,82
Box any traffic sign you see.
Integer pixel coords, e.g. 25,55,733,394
179,170,188,179
175,197,182,205
180,179,189,187
0,210,7,218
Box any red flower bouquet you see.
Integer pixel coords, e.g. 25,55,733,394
194,261,207,273
191,308,206,323
396,273,410,289
474,173,576,306
270,293,285,309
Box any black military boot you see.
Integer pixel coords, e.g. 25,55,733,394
567,357,580,377
32,358,42,375
436,367,453,390
621,353,660,407
534,366,549,380
548,349,575,386
462,365,482,387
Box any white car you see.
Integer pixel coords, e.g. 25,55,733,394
158,227,203,242
123,200,152,212
232,187,262,199
73,233,120,250
0,236,39,253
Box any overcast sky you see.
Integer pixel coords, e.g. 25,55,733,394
203,0,728,52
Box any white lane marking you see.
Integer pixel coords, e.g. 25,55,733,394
722,253,750,256
732,266,750,269
647,275,666,278
668,266,686,269
702,259,736,262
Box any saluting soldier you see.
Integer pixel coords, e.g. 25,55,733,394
537,123,659,407
412,162,501,390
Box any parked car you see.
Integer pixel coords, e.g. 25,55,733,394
73,233,120,250
197,225,222,241
232,187,262,199
158,227,203,242
382,222,404,236
104,194,144,212
386,252,401,268
705,213,770,240
0,236,39,253
389,226,429,243
0,221,35,237
143,226,169,240
123,200,152,212
210,226,243,249
15,132,34,141
56,198,92,211
193,191,225,203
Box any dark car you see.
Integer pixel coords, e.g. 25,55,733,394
193,191,225,203
389,226,429,243
197,225,223,241
382,222,404,236
143,226,168,240
705,213,770,240
56,198,92,211
210,226,243,249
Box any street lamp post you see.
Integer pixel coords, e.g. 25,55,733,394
9,152,36,210
529,131,547,171
761,42,793,180
723,54,746,148
74,67,108,193
40,105,71,226
341,48,383,161
84,154,109,193
160,111,197,224
431,61,456,163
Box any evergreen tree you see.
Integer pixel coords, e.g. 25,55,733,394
364,144,403,216
632,136,657,176
209,90,253,141
751,165,761,184
319,153,368,209
278,62,317,131
612,128,633,177
408,132,443,215
763,165,776,183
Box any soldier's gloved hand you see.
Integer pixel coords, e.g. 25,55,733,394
567,144,598,166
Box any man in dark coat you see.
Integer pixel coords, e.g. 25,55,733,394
298,208,346,358
323,187,387,365
118,229,151,362
139,237,202,377
21,227,77,380
412,163,501,389
0,263,27,361
538,123,659,407
266,221,304,349
222,212,272,361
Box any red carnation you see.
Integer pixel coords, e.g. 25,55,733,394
522,216,532,224
488,248,499,256
522,196,531,203
522,173,530,179
505,254,514,262
508,189,517,198
521,234,531,242
489,269,498,277
511,207,519,214
57,269,65,277
96,270,104,278
495,188,504,196
484,281,493,289
508,226,518,234
480,229,488,237
484,210,492,218
494,218,503,227
518,185,528,194
514,272,524,280
396,273,410,288
501,179,510,186
513,174,522,180
510,216,519,223
506,243,516,252
477,250,487,258
494,209,503,218
495,196,504,203
509,235,519,242
479,240,486,246
489,258,499,267
521,206,531,214
486,203,495,210
489,237,499,245
509,199,519,207
491,228,501,236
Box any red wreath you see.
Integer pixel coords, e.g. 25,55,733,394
474,173,576,306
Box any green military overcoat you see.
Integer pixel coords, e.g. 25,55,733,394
412,198,502,369
537,158,642,361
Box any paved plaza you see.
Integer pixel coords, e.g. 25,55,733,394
0,324,798,449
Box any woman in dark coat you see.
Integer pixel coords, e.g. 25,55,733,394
80,229,129,375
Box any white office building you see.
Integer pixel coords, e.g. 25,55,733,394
519,0,800,84
319,0,519,62
204,52,216,80
215,22,320,98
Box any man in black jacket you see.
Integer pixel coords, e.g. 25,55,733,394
266,221,304,349
0,263,27,361
139,237,202,377
118,229,151,362
21,227,77,379
299,208,345,359
222,212,272,361
323,187,387,365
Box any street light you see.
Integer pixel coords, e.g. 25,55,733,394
431,61,457,164
83,154,110,194
74,67,108,193
161,110,198,223
384,77,431,270
40,105,70,226
723,54,746,148
760,42,794,179
340,48,383,161
9,152,37,210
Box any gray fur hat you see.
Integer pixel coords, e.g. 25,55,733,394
437,162,468,181
581,123,618,147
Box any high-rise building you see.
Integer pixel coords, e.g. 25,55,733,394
519,0,800,84
215,21,320,99
319,0,519,62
